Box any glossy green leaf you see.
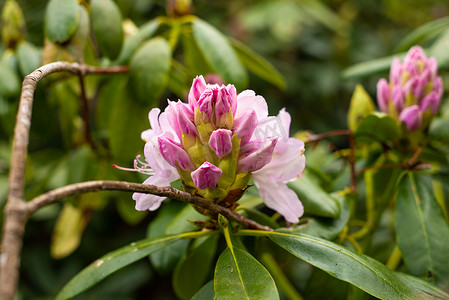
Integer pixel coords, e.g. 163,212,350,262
91,0,124,60
129,37,171,105
56,231,208,300
95,74,128,129
16,41,41,76
66,5,90,61
147,202,190,275
192,280,215,300
44,0,79,43
115,18,160,65
287,172,340,218
214,247,279,300
239,207,280,229
355,112,400,143
396,16,449,52
347,84,375,131
396,273,449,300
192,18,248,90
395,172,449,286
297,191,353,240
342,53,405,80
173,234,219,299
230,38,286,90
0,61,20,97
265,231,432,300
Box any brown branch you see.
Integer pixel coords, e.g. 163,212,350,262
1,62,128,300
355,147,428,176
305,129,352,144
27,180,272,231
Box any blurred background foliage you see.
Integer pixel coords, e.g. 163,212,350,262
0,0,449,299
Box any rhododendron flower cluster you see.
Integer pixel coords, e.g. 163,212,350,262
377,46,443,131
130,76,305,223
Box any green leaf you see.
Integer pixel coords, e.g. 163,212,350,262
192,280,215,300
342,54,405,80
168,60,188,98
173,234,219,299
129,37,171,105
115,18,160,65
214,247,279,300
265,231,430,300
239,207,280,229
429,117,449,140
396,272,449,300
108,90,148,163
287,172,340,218
230,38,286,90
116,198,147,225
44,0,79,43
395,172,449,286
1,0,26,48
56,231,209,300
91,0,124,60
429,28,449,69
51,202,88,259
396,16,449,52
192,18,248,90
16,41,41,77
347,84,375,131
182,28,213,78
147,202,190,275
298,191,353,240
0,61,20,97
355,112,400,143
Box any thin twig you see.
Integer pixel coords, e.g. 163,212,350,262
26,180,273,232
305,129,352,144
1,62,128,300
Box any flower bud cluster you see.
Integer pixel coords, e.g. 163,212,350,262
377,46,443,131
131,76,305,223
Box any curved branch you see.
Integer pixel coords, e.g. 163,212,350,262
1,62,128,300
27,180,272,232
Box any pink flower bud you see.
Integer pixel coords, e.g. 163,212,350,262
191,161,222,189
188,76,206,107
234,110,258,144
197,88,214,121
377,79,390,113
158,137,194,170
399,105,422,131
166,101,197,140
209,129,233,158
237,138,278,173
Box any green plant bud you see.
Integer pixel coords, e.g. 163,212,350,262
1,0,26,49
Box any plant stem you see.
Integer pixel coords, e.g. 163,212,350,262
386,245,402,270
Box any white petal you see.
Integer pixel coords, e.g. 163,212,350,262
253,175,304,223
254,138,305,182
133,175,177,211
144,138,178,179
236,90,268,120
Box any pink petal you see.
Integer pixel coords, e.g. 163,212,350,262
144,138,177,178
188,76,206,107
209,129,233,158
191,161,222,189
399,105,422,131
158,137,194,170
389,58,402,84
197,88,214,120
235,90,268,120
377,79,390,113
254,137,305,183
420,91,439,115
237,138,278,173
234,110,258,145
252,175,304,223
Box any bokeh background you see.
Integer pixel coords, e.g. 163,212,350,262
1,0,448,298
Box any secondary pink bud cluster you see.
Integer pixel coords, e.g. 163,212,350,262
377,46,443,131
131,76,306,223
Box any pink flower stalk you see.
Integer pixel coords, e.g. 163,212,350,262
128,76,305,223
377,46,443,131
